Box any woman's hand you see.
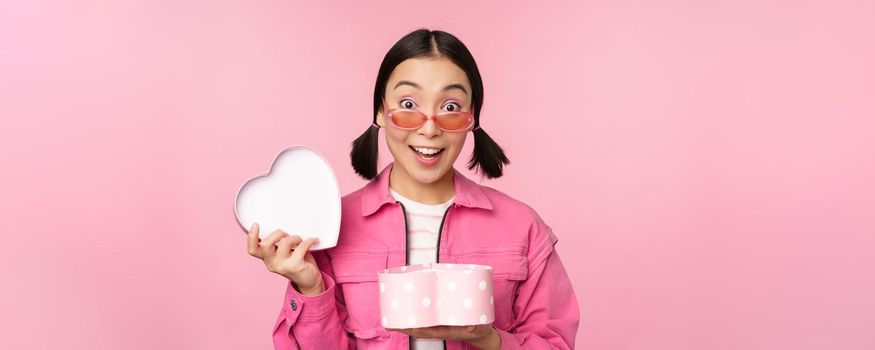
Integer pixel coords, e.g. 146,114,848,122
246,222,325,295
387,324,501,350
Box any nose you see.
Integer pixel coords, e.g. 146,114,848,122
416,112,442,137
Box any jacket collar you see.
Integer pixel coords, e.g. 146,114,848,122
360,162,494,216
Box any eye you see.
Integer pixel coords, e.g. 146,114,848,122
399,98,416,109
443,101,461,112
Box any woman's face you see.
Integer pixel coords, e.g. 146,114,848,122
376,56,474,185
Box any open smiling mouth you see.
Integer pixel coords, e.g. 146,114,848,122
409,145,445,160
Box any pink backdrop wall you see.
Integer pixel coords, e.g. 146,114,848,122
2,1,873,349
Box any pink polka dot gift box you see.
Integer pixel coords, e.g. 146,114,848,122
378,263,495,328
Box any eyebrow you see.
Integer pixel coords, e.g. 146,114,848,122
393,80,468,95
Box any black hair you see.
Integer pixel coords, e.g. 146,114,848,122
350,28,510,180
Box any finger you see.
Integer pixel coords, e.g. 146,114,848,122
303,250,317,265
447,325,478,340
290,237,320,262
386,328,412,336
442,326,475,339
247,223,262,258
415,326,443,339
411,329,435,339
422,328,449,340
409,325,458,340
259,229,288,256
275,235,303,260
453,325,476,339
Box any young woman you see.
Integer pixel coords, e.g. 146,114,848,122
247,28,580,349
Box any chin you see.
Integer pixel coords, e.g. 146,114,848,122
404,163,445,183
414,171,446,185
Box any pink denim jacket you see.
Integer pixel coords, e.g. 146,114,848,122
272,162,580,349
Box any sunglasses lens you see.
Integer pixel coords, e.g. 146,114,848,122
389,110,472,131
389,110,426,129
436,113,472,131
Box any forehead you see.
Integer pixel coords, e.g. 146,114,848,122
386,57,470,94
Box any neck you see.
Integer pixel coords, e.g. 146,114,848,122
388,164,455,205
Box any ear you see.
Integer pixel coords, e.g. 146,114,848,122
376,108,386,128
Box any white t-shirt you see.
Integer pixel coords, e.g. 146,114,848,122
390,187,453,350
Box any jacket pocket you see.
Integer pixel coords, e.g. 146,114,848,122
329,251,390,340
454,248,528,280
454,249,528,329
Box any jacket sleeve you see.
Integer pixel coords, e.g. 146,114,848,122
272,250,355,349
495,210,580,349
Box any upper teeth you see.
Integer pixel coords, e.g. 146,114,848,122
413,146,442,155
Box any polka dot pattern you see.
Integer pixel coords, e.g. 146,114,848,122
378,262,495,328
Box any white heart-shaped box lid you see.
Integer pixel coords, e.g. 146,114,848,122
234,145,341,251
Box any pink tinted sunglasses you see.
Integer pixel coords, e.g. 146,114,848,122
378,97,479,132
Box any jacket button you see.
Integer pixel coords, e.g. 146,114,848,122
290,300,298,311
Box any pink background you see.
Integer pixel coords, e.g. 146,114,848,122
1,1,873,349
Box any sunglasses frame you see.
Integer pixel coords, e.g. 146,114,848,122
381,97,475,132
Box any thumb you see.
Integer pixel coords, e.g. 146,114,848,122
304,251,317,265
